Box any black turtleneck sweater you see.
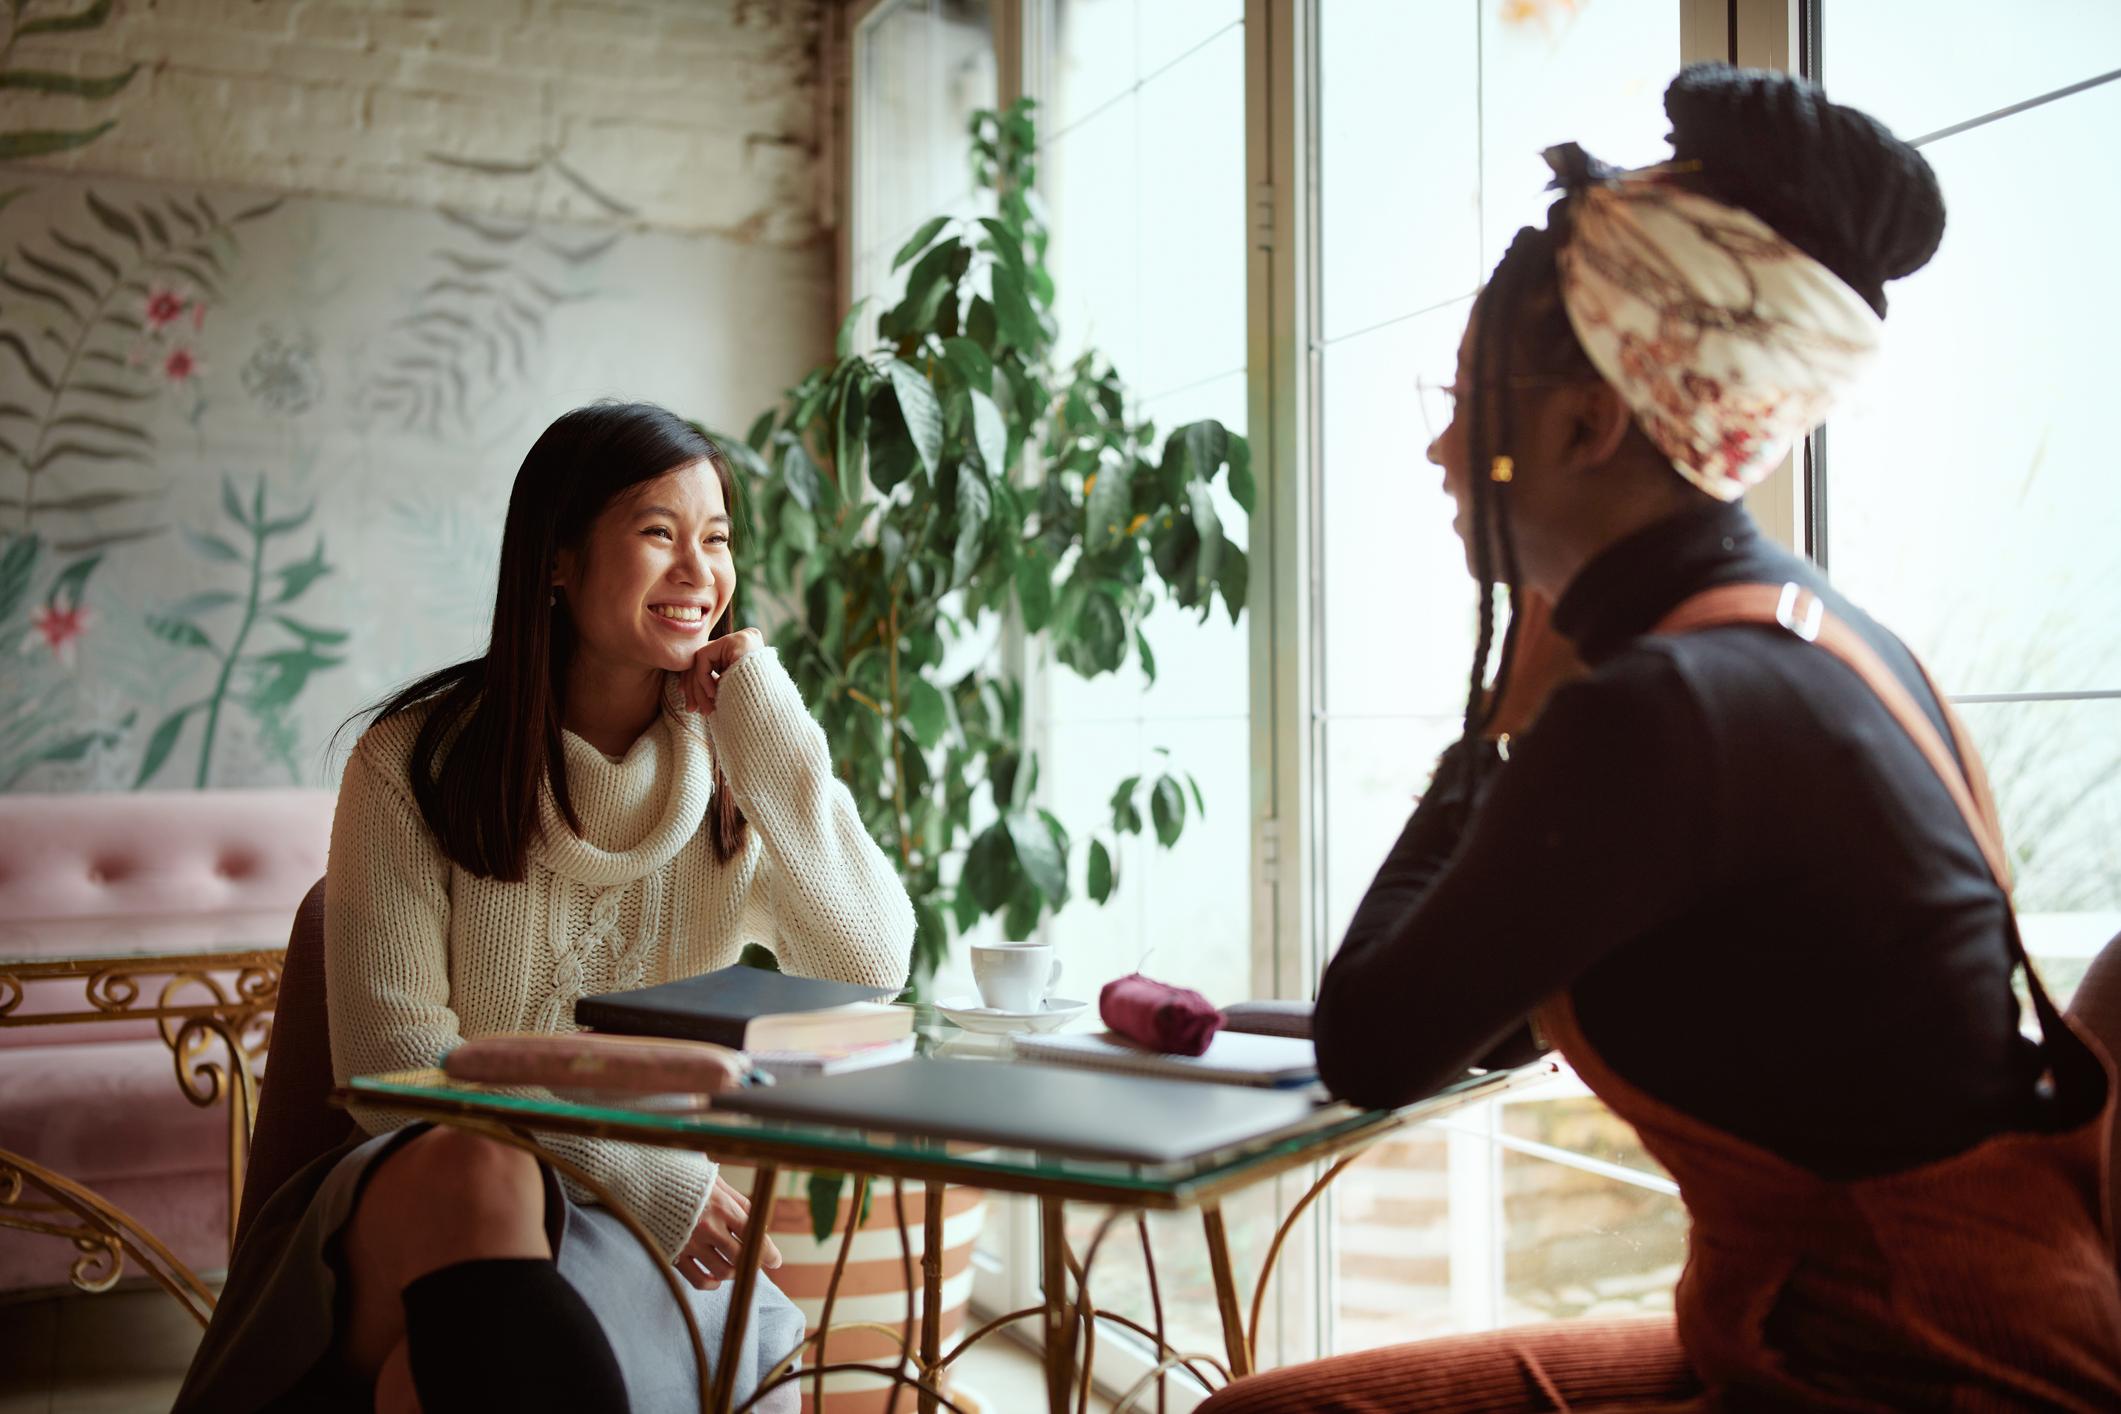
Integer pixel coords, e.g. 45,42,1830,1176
1315,500,2046,1179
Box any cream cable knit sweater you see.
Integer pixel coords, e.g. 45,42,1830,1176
324,647,915,1260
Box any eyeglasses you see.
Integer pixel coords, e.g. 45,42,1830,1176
1415,373,1600,442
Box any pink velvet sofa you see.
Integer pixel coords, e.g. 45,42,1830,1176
0,789,333,1294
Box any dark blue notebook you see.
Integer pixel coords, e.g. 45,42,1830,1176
573,965,902,1050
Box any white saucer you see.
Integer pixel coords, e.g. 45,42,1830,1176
935,995,1090,1035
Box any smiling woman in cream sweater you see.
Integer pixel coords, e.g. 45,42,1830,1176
177,403,914,1414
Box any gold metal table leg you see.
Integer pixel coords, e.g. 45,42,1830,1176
1040,1196,1076,1414
919,1180,945,1414
1201,1203,1252,1379
713,1163,781,1412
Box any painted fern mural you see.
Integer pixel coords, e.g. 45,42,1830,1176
0,187,281,548
356,150,630,437
0,165,798,795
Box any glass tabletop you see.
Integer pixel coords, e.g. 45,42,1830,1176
345,1006,1533,1201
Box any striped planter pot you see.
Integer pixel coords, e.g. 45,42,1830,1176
722,1167,989,1414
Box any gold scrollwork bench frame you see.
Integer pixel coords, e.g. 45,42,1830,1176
0,947,284,1324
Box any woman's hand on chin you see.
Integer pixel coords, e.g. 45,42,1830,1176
682,627,765,715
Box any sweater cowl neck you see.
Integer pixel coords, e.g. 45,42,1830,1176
533,684,713,886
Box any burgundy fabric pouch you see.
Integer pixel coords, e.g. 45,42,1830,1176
1099,973,1225,1057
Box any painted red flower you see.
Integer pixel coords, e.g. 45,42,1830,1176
144,285,191,331
163,345,203,382
29,601,93,668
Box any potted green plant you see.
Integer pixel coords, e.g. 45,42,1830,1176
708,97,1249,987
707,102,1249,1405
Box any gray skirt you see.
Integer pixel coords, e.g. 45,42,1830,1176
175,1125,803,1414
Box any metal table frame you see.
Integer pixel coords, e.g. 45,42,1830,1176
338,1061,1546,1413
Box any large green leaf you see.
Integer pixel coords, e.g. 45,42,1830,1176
886,359,943,480
1087,838,1115,904
911,899,950,981
1013,552,1052,632
745,410,777,453
1074,590,1126,673
1227,435,1255,513
890,215,950,272
1217,543,1248,624
1084,461,1131,551
964,823,1018,913
833,374,869,505
1181,421,1230,485
1150,774,1186,847
904,677,948,750
951,464,991,588
968,388,1007,477
939,337,993,396
777,433,823,511
778,497,818,557
1002,880,1042,941
834,298,868,359
807,1171,846,1244
1186,482,1225,604
1110,775,1143,835
989,265,1042,351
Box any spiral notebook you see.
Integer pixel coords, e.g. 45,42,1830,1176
1011,1030,1319,1088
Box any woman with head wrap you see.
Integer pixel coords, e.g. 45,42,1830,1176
1201,64,2121,1413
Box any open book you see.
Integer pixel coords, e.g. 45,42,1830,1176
1012,1029,1319,1088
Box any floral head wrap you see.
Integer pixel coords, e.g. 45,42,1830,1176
1548,146,1885,502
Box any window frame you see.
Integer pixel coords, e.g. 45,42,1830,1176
847,0,2119,1392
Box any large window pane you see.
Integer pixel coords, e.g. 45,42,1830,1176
1822,0,2121,142
1819,7,2120,1012
1314,0,1684,1356
1822,77,2121,698
1040,0,1251,1012
1956,697,2121,1002
854,0,998,315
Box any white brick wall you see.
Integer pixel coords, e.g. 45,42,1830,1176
2,0,830,245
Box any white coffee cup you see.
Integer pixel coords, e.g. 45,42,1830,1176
970,941,1063,1013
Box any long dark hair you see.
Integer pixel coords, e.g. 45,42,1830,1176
1458,62,1943,741
360,402,749,881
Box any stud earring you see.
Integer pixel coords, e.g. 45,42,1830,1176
1489,456,1515,484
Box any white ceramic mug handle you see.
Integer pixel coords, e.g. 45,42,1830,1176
1046,959,1063,1001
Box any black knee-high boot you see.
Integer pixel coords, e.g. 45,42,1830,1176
401,1257,630,1411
